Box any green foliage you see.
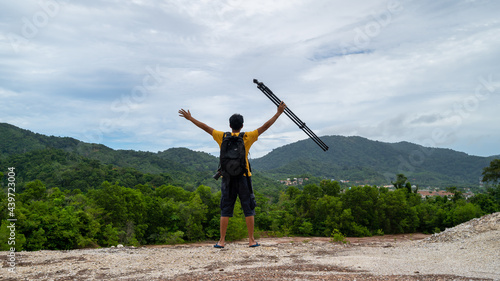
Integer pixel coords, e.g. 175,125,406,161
1,176,498,251
3,123,497,192
446,186,464,202
482,159,500,184
20,180,47,202
320,180,341,197
0,123,285,199
225,201,248,241
156,185,191,202
179,194,208,241
330,229,348,244
1,123,499,251
251,135,495,188
298,221,314,236
99,223,120,247
157,229,185,245
450,202,483,225
392,174,408,190
470,193,497,213
90,182,146,228
0,220,27,251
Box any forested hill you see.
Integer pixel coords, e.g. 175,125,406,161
1,123,497,189
3,123,499,252
0,123,212,175
0,123,282,194
0,123,216,190
252,135,498,188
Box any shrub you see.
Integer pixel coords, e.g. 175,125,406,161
330,229,348,244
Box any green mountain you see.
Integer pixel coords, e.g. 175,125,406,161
252,135,498,188
0,123,193,174
1,123,497,191
0,123,283,195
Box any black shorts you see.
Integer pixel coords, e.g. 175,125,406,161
220,176,256,217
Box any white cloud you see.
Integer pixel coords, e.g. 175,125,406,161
1,0,499,158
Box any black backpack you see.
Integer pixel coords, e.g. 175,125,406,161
219,132,247,178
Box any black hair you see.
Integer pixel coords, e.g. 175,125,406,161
229,114,244,130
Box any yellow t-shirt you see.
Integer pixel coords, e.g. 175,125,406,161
212,129,259,176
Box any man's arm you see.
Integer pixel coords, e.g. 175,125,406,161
178,109,214,135
257,101,286,135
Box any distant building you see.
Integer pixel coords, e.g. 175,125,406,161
279,177,309,186
417,190,454,199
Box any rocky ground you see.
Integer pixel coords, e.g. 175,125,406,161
2,212,499,280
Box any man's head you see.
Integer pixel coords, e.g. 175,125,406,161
229,114,244,131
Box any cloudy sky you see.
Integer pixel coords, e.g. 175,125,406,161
1,0,499,158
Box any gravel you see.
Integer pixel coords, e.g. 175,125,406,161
2,212,499,280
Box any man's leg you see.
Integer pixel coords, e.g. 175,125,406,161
240,176,258,246
218,177,236,247
218,216,229,247
246,215,256,246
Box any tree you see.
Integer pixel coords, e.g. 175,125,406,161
155,185,191,202
482,159,500,184
0,220,27,251
450,202,482,225
486,185,500,210
286,185,301,200
392,173,417,194
99,223,120,247
20,180,47,202
378,188,418,234
470,193,498,213
342,186,380,231
314,195,343,236
178,194,208,241
392,174,408,190
320,180,341,197
90,181,147,244
446,186,463,202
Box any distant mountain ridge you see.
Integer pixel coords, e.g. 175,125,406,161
1,123,498,189
0,123,283,195
0,123,221,190
252,135,498,187
0,123,187,174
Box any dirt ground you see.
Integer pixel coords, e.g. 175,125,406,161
147,234,479,281
146,233,430,248
2,232,498,280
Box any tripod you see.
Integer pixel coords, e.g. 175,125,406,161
253,79,329,151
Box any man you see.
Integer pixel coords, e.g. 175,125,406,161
178,101,286,248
